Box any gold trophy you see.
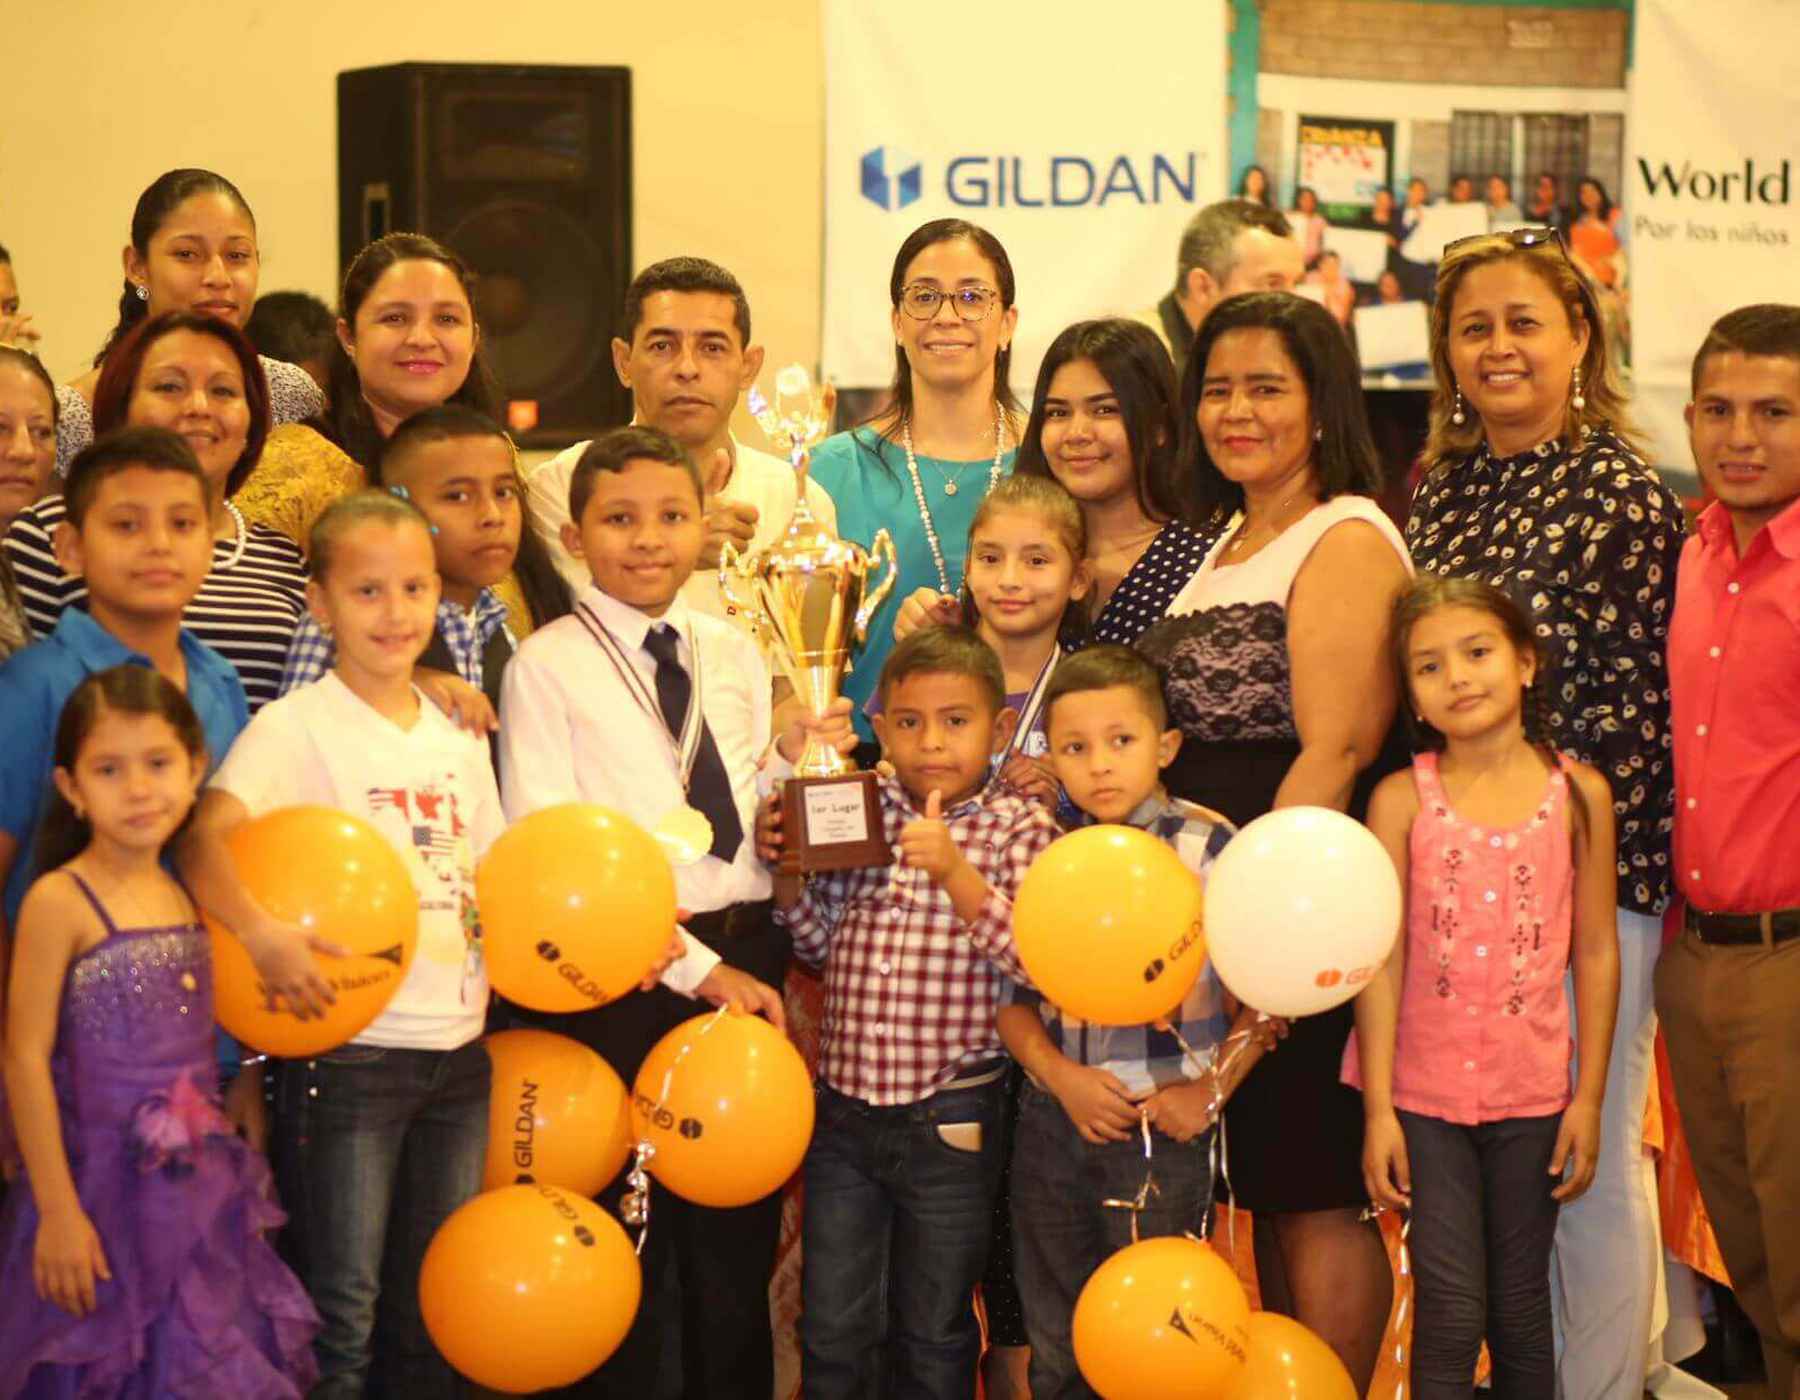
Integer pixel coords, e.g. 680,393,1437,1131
721,366,897,873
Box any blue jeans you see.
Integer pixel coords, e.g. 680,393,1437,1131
272,1040,490,1398
1399,1109,1562,1400
1009,1080,1215,1400
801,1078,1006,1400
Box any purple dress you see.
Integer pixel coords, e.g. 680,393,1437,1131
0,872,318,1399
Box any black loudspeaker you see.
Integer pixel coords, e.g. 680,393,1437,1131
337,62,632,448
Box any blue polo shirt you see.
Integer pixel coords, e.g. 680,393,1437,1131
0,608,249,926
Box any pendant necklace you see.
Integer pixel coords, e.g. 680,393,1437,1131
901,403,1009,593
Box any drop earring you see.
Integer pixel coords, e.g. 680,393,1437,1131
1570,366,1586,412
135,284,149,302
1313,425,1323,443
1451,389,1467,426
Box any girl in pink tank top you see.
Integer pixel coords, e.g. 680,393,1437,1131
1344,576,1621,1399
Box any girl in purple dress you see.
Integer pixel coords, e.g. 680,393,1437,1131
0,666,316,1398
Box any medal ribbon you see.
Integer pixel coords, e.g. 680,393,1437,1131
575,604,705,792
1007,644,1062,758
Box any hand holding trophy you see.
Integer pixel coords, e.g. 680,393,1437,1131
721,366,896,873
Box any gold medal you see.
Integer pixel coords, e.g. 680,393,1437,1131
652,806,714,867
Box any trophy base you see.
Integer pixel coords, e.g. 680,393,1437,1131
780,772,892,874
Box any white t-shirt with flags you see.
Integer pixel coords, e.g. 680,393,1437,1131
209,672,506,1051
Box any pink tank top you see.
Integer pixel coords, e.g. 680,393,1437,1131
1345,751,1576,1124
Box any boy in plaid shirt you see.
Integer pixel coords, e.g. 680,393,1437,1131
1000,645,1272,1398
764,625,1058,1400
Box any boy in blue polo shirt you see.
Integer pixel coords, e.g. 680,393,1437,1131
0,427,248,940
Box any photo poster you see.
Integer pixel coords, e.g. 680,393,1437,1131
1629,0,1800,475
1296,115,1395,222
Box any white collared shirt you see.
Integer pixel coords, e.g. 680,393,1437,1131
499,584,787,993
524,433,840,626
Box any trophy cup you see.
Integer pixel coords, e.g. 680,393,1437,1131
721,366,897,873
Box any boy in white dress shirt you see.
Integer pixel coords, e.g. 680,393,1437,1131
499,424,853,1400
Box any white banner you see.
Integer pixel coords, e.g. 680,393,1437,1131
822,0,1227,394
1628,0,1798,473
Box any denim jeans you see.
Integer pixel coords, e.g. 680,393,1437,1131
1399,1109,1562,1399
801,1077,1006,1400
1009,1080,1215,1400
272,1039,490,1399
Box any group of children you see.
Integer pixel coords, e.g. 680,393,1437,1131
0,299,1792,1400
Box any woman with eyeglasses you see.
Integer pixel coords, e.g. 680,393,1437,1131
1407,229,1684,1400
808,217,1024,757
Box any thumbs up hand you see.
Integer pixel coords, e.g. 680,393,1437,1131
699,448,761,568
898,789,965,886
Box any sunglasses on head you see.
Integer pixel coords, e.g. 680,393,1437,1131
1442,226,1601,318
1443,224,1569,258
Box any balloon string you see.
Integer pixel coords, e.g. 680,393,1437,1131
1362,1205,1412,1398
621,1004,733,1254
1100,1111,1159,1245
1163,1016,1264,1257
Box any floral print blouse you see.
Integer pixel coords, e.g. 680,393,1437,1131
1406,428,1685,914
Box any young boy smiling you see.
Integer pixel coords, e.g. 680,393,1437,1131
998,645,1269,1398
499,424,851,1399
765,624,1058,1400
0,427,248,940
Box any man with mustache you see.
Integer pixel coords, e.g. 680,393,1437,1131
525,256,837,623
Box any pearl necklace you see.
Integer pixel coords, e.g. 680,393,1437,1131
901,405,1009,594
218,501,247,570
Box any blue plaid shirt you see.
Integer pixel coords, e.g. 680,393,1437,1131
1000,793,1235,1098
280,590,512,694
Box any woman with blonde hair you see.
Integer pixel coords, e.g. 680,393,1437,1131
1407,228,1683,1400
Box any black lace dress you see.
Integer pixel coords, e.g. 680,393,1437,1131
1136,495,1411,1213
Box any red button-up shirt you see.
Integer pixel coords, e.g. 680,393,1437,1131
1670,498,1800,913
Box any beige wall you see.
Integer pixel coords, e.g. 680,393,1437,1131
1,0,824,405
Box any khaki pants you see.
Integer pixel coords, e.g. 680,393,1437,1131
1656,926,1800,1400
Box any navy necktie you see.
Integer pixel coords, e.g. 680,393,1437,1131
643,625,744,862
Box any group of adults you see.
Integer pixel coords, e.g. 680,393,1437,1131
0,170,1688,1398
893,201,1676,1397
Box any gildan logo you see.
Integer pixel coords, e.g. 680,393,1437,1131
862,146,923,211
859,146,1201,212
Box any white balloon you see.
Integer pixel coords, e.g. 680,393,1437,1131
1205,806,1402,1017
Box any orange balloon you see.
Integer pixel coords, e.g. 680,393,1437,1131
632,1012,815,1208
207,806,418,1057
420,1183,640,1393
478,804,677,1013
1073,1236,1250,1399
1230,1311,1357,1398
483,1030,632,1195
1014,826,1206,1026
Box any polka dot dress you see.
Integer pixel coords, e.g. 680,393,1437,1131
1087,521,1220,648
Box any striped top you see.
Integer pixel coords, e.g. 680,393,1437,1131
2,495,307,711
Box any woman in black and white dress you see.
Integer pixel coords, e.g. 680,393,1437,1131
5,312,305,709
1135,291,1412,1394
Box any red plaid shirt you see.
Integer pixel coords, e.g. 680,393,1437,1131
780,774,1058,1106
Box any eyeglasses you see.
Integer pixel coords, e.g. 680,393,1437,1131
898,283,1000,321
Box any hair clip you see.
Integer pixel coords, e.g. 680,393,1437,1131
387,484,411,501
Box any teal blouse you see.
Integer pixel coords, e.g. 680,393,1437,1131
808,426,1015,741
